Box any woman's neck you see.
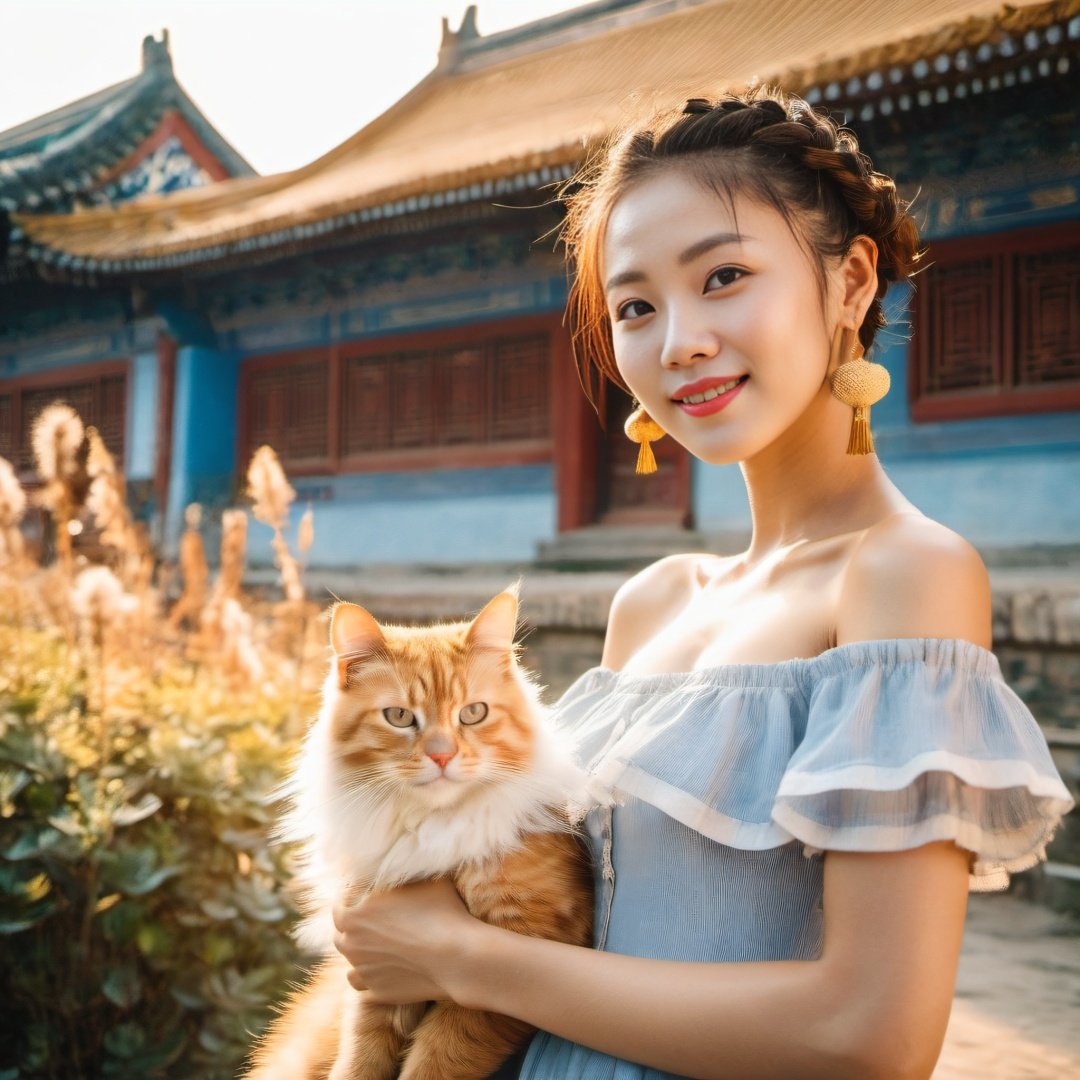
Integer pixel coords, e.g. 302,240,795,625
738,386,913,564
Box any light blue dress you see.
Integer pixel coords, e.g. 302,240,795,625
518,638,1076,1080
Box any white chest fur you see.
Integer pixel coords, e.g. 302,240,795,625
280,714,588,953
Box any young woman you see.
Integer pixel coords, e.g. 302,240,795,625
331,90,1075,1079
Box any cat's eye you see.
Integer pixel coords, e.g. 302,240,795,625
382,707,415,728
459,702,488,725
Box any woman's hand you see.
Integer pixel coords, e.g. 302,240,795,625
332,878,479,1004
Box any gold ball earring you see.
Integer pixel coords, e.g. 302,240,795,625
624,404,665,475
829,328,890,455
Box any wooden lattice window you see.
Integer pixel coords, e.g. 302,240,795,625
443,347,486,445
912,223,1080,420
490,335,550,441
0,364,128,473
340,358,391,456
241,319,557,474
0,394,14,461
245,357,329,467
337,330,551,464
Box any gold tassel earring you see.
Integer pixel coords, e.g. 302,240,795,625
624,404,665,475
829,329,890,455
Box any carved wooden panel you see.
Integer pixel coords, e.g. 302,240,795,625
0,395,13,460
97,375,128,462
912,224,1080,420
247,359,328,464
922,256,1001,393
247,369,288,456
443,347,486,445
490,335,550,441
341,357,391,455
339,332,551,457
284,361,329,461
1015,246,1080,386
390,353,437,449
251,320,557,470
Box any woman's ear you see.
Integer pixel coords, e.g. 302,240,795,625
839,234,879,328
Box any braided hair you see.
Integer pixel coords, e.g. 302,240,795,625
562,87,923,409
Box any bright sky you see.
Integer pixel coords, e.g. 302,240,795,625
0,0,581,175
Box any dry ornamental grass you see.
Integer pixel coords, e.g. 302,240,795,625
0,419,325,1079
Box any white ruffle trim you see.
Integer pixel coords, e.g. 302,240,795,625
593,754,1074,893
770,804,1064,892
591,758,788,850
775,749,1074,800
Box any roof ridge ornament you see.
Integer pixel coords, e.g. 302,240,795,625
141,29,173,74
438,5,481,70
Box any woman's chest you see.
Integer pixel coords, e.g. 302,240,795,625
624,542,854,673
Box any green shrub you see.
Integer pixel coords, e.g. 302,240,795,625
0,624,313,1080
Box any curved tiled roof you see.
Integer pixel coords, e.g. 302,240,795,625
0,31,255,214
11,0,1077,276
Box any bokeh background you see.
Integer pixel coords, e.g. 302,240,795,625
1,1,1078,1076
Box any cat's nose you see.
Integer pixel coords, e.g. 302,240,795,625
427,751,456,770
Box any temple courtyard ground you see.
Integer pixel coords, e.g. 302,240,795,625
936,893,1080,1078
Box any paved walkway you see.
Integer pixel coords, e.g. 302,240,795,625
936,894,1080,1078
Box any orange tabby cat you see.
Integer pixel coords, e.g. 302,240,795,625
244,588,593,1080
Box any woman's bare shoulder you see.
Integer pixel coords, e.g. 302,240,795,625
836,513,992,648
601,553,706,670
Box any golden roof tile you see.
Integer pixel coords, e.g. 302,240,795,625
13,0,1075,272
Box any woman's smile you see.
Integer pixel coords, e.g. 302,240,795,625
672,374,749,415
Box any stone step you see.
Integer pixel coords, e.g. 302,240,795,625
536,524,709,569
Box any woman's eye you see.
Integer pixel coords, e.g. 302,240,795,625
614,298,653,321
705,266,745,291
459,702,489,725
382,707,415,728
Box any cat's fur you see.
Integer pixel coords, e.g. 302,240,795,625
244,589,594,1080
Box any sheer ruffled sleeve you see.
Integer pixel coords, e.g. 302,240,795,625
770,639,1075,892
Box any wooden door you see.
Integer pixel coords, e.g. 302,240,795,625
598,387,691,525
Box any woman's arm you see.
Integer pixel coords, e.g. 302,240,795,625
336,840,969,1080
335,518,987,1079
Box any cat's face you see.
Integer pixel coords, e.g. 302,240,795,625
324,591,538,808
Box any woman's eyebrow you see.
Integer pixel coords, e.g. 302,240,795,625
677,231,749,265
605,231,750,292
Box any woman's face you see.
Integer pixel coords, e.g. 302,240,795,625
602,169,843,465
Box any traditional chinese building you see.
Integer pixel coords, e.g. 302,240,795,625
0,30,254,525
2,0,1078,566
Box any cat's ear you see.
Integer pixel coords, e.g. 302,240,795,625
330,603,385,688
467,589,519,653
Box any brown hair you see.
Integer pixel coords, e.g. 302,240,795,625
561,87,923,409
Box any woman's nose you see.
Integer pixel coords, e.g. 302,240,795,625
659,306,721,368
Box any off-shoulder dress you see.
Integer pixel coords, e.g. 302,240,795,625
515,638,1075,1080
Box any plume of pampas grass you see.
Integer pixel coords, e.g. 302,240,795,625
216,508,248,602
70,565,138,646
297,504,314,557
168,503,209,630
246,445,304,604
32,403,84,488
191,508,248,662
0,455,27,569
32,403,89,574
86,427,144,583
219,597,264,684
247,445,294,532
0,455,26,526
